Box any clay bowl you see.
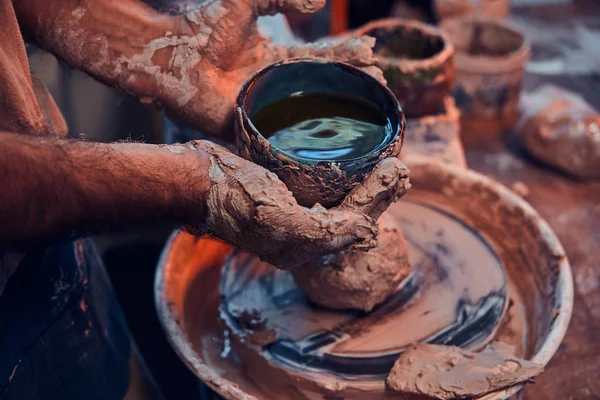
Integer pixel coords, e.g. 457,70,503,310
235,58,405,208
441,17,531,143
355,18,455,118
155,154,573,400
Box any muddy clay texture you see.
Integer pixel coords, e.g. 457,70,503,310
442,17,530,144
193,140,411,270
292,212,411,311
219,196,511,378
355,19,455,118
433,0,510,21
236,60,405,208
197,140,372,268
18,0,382,138
387,343,543,399
155,154,572,400
402,96,466,168
521,98,600,179
286,157,410,311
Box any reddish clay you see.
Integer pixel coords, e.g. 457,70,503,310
355,18,455,118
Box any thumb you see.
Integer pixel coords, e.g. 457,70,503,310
325,208,379,252
251,0,326,16
337,158,410,221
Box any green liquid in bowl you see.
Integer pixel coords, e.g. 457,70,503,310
251,92,393,161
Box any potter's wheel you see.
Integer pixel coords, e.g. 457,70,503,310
220,200,507,380
155,155,573,400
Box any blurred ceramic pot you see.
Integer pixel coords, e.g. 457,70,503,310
442,16,530,143
356,18,455,118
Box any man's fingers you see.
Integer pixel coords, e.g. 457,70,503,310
286,36,377,67
332,35,377,66
338,158,410,221
269,207,377,269
360,65,387,85
316,207,379,253
252,0,326,16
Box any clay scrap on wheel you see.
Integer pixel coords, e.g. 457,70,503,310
386,343,544,399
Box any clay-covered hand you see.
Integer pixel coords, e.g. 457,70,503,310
151,0,380,138
190,141,409,270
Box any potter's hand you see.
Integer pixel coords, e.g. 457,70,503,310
190,141,409,270
158,0,381,138
15,0,380,139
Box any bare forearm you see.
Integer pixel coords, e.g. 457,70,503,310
15,0,180,104
0,132,209,245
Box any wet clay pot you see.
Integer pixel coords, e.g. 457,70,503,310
442,17,530,144
434,0,510,22
356,18,455,118
235,58,405,208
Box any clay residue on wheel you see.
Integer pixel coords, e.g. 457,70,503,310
403,154,571,371
157,154,570,400
231,308,278,346
291,213,411,311
386,343,544,399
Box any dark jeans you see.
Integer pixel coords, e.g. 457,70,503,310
0,239,134,400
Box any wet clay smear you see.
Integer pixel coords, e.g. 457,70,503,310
386,343,543,399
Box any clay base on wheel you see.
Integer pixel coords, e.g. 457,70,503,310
217,199,510,397
291,213,411,312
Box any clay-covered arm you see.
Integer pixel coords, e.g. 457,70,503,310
14,0,181,109
0,132,406,268
15,0,380,137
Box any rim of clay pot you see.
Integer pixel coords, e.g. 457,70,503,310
236,57,405,166
441,16,531,74
355,18,454,80
155,154,573,400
